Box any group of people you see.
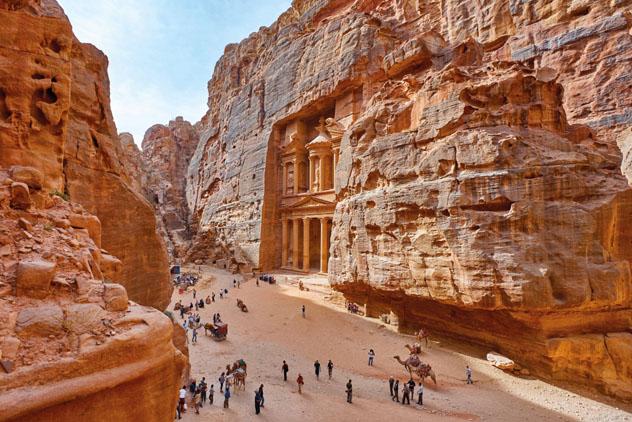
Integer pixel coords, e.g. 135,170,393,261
174,273,198,287
389,377,423,406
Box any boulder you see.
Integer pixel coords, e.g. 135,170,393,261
100,253,122,281
15,305,64,337
9,166,44,190
0,336,21,360
10,182,30,210
16,258,56,299
17,217,33,232
65,303,107,334
486,352,515,371
103,283,129,311
68,213,102,247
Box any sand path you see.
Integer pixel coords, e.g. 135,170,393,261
171,266,631,422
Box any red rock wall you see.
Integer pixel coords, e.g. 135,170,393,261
0,166,186,422
141,118,198,261
0,0,172,310
187,0,632,400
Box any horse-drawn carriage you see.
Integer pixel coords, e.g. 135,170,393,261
204,322,228,341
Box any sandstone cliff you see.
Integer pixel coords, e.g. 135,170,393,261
141,118,199,261
186,0,632,400
0,0,172,310
0,167,186,422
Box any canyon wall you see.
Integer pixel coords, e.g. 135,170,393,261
0,169,186,421
141,118,198,261
188,0,632,400
0,2,186,420
0,0,172,310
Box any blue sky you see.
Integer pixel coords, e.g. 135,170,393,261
60,0,291,146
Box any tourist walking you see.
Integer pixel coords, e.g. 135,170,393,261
200,377,207,405
192,388,201,414
178,385,186,415
219,372,226,392
192,327,198,344
466,365,473,384
258,384,265,407
417,383,423,405
327,360,334,379
297,373,304,394
368,349,375,366
233,279,236,288
389,376,395,397
392,379,399,402
301,305,305,318
282,360,289,381
402,383,410,405
212,292,215,302
193,288,196,299
189,379,196,394
346,379,353,403
254,390,262,414
314,360,321,379
220,291,223,299
223,386,231,408
209,384,214,405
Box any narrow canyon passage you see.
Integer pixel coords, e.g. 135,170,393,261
172,267,631,422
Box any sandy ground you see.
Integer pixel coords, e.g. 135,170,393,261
170,266,632,422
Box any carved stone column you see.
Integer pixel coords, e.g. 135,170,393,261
292,218,300,270
303,217,310,272
319,153,330,191
320,218,329,273
281,218,288,267
309,156,315,193
332,150,339,191
293,157,300,195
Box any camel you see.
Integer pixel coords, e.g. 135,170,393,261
229,369,246,391
417,328,430,348
393,355,436,384
227,359,247,376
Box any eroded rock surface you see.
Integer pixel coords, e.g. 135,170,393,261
183,0,632,400
141,117,199,261
0,0,171,310
0,168,186,422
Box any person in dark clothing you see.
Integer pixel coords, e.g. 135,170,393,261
408,378,416,397
392,379,400,402
200,377,207,405
189,380,196,394
327,360,334,379
224,387,230,408
282,361,289,381
402,384,410,405
212,292,215,302
346,380,353,403
258,384,265,407
254,390,262,414
314,360,321,379
389,376,395,397
301,305,305,318
219,373,226,393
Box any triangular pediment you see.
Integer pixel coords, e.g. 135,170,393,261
287,195,335,208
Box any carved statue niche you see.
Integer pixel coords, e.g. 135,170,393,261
313,159,320,191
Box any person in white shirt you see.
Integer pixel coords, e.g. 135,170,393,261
417,383,424,405
178,386,187,416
